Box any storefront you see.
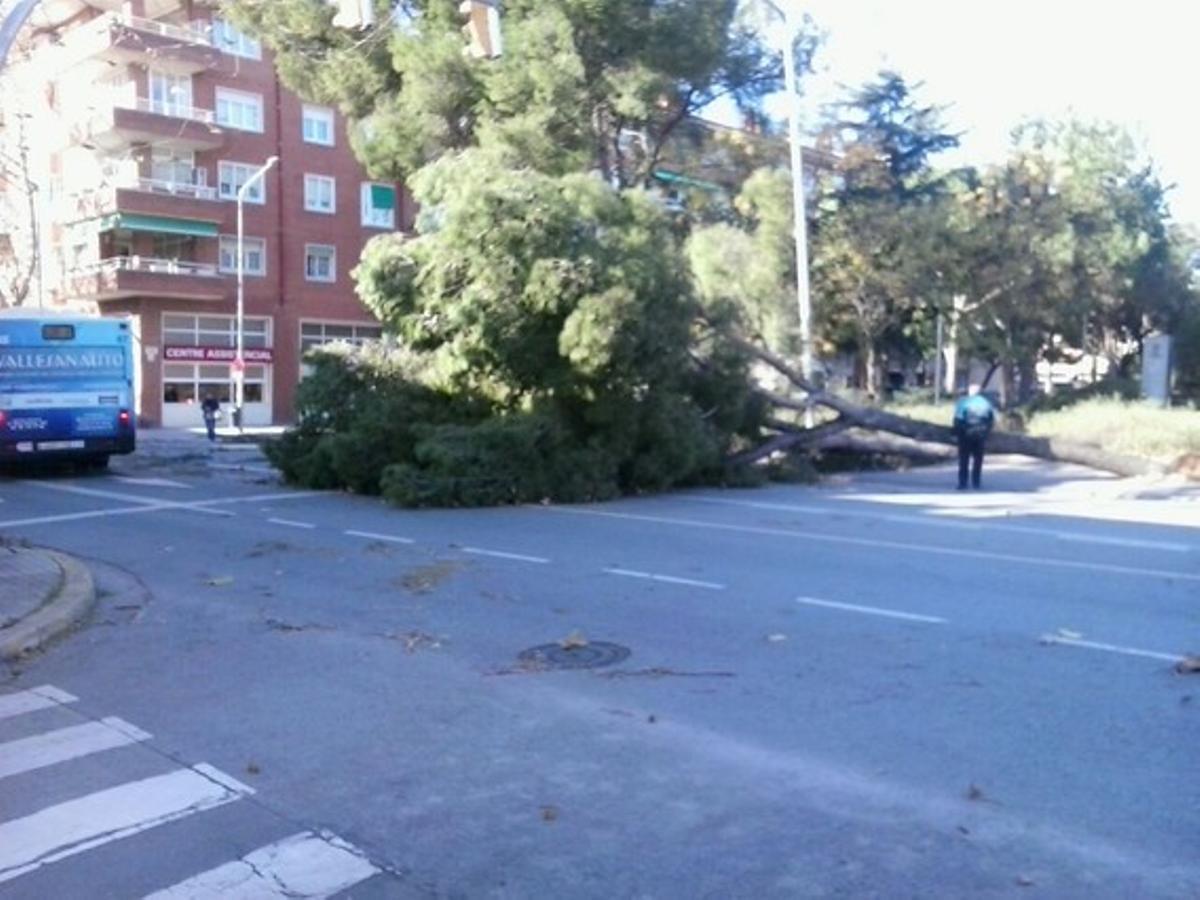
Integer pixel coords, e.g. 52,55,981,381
159,313,273,428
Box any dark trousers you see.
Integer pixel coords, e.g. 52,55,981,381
204,415,217,442
958,435,985,488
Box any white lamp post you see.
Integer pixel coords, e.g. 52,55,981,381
757,0,814,418
234,155,277,432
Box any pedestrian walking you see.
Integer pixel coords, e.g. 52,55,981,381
201,393,221,443
953,386,995,490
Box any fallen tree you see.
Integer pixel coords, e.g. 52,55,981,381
726,333,1170,478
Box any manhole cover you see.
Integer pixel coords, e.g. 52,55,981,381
517,641,631,671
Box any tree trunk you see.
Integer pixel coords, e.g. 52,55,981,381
1018,356,1038,405
724,332,1169,479
864,342,881,400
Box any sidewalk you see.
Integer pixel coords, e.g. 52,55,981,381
0,545,95,659
823,455,1200,530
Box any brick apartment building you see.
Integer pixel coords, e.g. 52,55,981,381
0,0,411,427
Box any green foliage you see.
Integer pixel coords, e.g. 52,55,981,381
268,152,757,505
225,0,803,188
808,71,960,395
688,168,799,354
1176,304,1200,401
1026,398,1200,461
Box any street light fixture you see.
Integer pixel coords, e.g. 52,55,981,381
756,0,814,419
234,155,277,432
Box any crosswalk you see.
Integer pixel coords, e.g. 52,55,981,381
0,685,382,898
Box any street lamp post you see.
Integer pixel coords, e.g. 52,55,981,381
758,0,814,421
234,155,277,432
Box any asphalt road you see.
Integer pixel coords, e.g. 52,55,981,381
1,451,1198,898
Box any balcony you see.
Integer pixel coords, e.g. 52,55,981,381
60,12,217,74
61,256,226,303
73,98,224,153
62,176,222,225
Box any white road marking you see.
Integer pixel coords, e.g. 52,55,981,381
0,686,77,722
0,490,318,529
688,496,1192,553
462,547,550,564
604,568,725,590
267,518,316,530
345,530,416,545
0,764,253,884
0,506,173,528
206,462,277,475
27,482,165,506
113,477,192,489
143,830,379,899
795,595,947,624
542,506,1200,583
0,717,151,781
1038,634,1185,663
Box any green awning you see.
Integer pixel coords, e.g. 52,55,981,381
651,169,722,193
370,184,395,210
98,213,219,238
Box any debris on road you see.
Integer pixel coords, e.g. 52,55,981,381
597,668,736,680
246,762,261,775
395,560,462,594
265,618,332,634
204,576,234,587
766,633,788,643
965,783,986,802
245,540,294,558
540,805,558,822
559,630,588,650
1015,875,1035,887
1175,656,1200,675
381,630,443,653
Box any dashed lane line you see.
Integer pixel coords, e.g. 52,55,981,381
462,547,550,564
795,595,947,624
687,495,1194,553
604,568,726,590
345,530,416,545
1038,634,1186,663
540,506,1200,583
267,518,316,530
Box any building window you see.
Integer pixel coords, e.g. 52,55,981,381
304,244,336,282
215,88,263,133
217,161,267,203
163,313,269,349
147,70,192,116
211,18,262,60
299,321,382,377
360,182,395,229
218,236,266,275
163,363,267,406
302,105,335,146
303,174,336,214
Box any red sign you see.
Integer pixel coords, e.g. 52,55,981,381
164,346,273,364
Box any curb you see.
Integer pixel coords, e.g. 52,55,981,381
0,552,96,660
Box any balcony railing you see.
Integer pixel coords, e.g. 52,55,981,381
120,14,212,45
131,177,218,201
74,256,221,278
124,97,216,124
56,12,212,70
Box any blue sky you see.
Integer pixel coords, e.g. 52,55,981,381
741,0,1200,225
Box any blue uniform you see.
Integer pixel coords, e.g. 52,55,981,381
952,394,994,489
